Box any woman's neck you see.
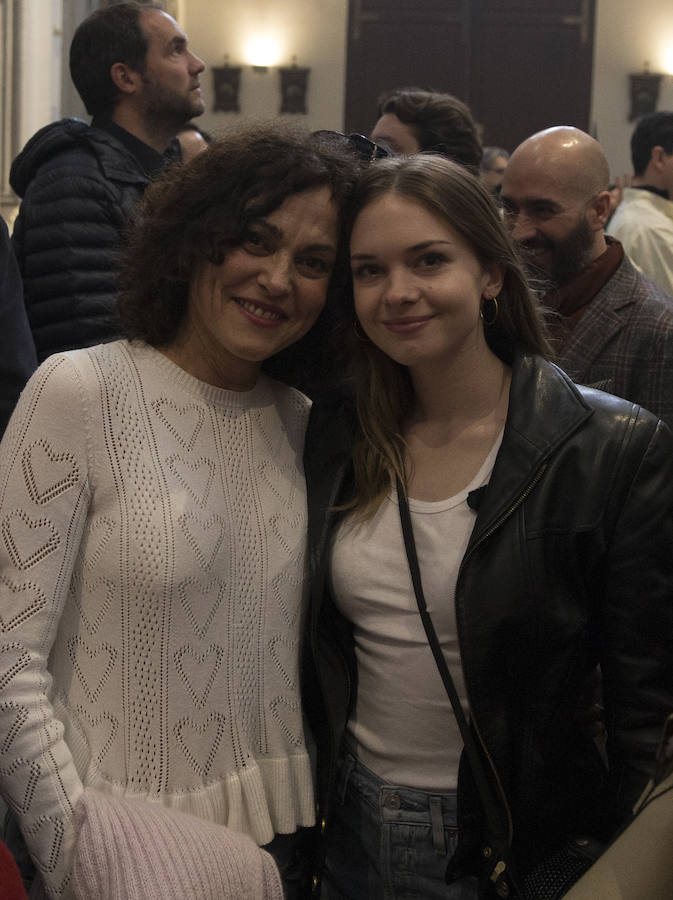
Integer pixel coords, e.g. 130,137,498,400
402,347,511,502
407,345,509,430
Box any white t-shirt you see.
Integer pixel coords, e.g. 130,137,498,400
330,432,502,791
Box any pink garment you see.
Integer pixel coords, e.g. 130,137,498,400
71,789,285,900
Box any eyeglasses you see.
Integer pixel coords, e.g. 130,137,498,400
312,130,392,162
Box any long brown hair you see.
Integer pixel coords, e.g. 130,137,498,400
343,154,550,518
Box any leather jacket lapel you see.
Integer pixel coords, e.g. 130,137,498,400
465,352,594,550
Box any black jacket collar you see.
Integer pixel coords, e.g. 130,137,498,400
466,351,594,547
306,351,595,555
92,117,170,178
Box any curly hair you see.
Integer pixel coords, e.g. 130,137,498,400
118,123,361,390
340,154,549,516
376,87,483,174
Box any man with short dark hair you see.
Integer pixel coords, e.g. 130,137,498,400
10,1,204,361
501,125,673,426
607,111,673,296
370,87,482,174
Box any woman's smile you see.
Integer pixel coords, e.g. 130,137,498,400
382,314,434,334
350,194,502,374
234,297,287,325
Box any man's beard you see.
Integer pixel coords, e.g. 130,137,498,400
517,215,594,291
141,78,204,133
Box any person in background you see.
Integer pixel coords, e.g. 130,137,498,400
0,123,358,900
501,125,673,426
371,87,482,174
480,146,509,195
10,1,205,361
302,154,673,899
177,122,212,161
0,215,36,438
607,111,673,296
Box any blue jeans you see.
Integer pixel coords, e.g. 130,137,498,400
322,753,479,900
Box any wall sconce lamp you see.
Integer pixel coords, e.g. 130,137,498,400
279,57,310,115
212,56,241,112
629,62,663,121
246,37,280,75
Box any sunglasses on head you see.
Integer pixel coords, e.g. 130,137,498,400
312,130,392,162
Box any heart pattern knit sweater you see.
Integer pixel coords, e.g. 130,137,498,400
0,340,315,898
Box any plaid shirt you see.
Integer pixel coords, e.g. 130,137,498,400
558,254,673,428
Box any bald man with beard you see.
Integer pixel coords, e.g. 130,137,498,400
501,126,673,426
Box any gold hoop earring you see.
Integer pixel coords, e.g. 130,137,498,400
480,296,499,326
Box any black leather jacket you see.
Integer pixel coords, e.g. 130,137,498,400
303,351,673,895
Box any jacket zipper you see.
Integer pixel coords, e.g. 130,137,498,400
455,463,548,858
468,463,547,554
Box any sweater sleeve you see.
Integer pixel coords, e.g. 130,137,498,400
71,789,285,900
0,354,93,899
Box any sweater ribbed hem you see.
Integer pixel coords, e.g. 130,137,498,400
82,752,315,846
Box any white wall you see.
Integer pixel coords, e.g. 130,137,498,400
591,0,673,179
19,0,63,147
182,0,348,137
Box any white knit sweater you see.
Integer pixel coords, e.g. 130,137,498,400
72,789,285,900
0,340,315,899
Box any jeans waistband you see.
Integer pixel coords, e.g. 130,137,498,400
337,752,458,854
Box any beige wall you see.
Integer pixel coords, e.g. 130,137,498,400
591,0,673,179
183,0,348,137
19,0,64,147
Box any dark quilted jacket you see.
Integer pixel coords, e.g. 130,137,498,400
10,118,150,361
0,216,36,437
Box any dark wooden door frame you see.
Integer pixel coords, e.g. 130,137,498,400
345,0,596,152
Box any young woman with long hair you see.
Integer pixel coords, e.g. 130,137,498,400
303,155,673,899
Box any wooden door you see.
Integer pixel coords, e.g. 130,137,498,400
470,0,596,150
344,0,596,154
345,0,469,136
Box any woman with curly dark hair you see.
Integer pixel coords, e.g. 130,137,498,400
0,123,358,900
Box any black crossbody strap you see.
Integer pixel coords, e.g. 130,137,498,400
395,477,510,857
